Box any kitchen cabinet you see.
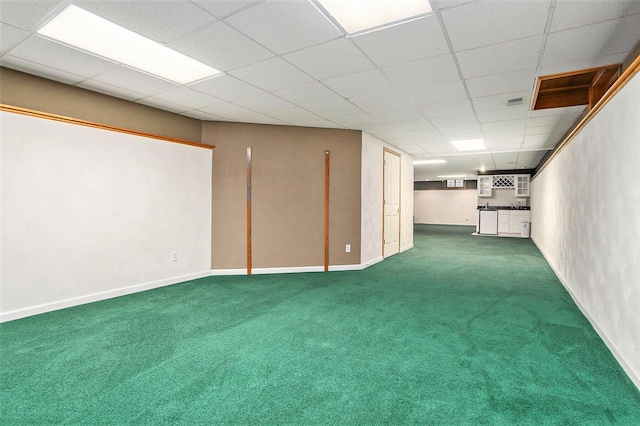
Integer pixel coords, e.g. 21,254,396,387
516,175,530,197
498,211,510,233
509,211,530,234
478,176,492,197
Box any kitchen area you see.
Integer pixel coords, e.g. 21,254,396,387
475,174,531,237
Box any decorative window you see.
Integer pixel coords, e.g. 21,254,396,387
446,179,465,189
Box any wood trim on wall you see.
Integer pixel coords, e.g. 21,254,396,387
246,147,252,275
324,151,330,272
0,104,213,150
533,53,640,179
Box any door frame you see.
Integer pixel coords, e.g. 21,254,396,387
382,147,401,258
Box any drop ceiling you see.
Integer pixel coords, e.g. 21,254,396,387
1,0,639,180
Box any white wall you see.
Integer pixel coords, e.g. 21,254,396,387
361,133,414,266
530,72,640,388
414,189,478,226
0,111,212,321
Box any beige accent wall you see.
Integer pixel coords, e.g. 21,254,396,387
0,67,201,142
203,122,362,269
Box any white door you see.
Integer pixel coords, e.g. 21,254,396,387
383,150,400,258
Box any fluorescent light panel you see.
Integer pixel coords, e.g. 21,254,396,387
451,139,486,151
37,5,221,84
317,0,432,34
413,159,446,165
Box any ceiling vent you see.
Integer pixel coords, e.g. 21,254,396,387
506,97,524,107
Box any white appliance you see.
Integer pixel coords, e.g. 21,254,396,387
521,222,530,238
479,210,498,235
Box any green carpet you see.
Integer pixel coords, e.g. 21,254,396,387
2,225,639,424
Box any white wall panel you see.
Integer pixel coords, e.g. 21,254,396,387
530,72,640,388
414,190,478,226
361,132,414,266
0,111,212,320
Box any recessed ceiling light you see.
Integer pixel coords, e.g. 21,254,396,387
438,174,467,178
316,0,432,34
413,159,446,165
37,5,222,84
451,139,486,151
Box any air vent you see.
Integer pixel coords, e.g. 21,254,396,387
506,97,524,107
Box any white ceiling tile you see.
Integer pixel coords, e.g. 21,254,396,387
438,124,482,139
182,109,224,121
372,107,425,123
485,136,524,149
198,102,257,120
361,124,397,134
466,68,537,98
272,82,342,106
76,0,217,43
169,21,274,72
233,93,296,114
0,55,85,85
296,118,345,129
398,144,429,155
0,0,60,30
224,0,342,54
370,130,406,140
191,0,262,19
526,115,565,128
1,22,29,52
268,108,324,123
550,0,640,32
5,35,118,78
400,128,441,139
229,57,314,92
392,119,436,132
522,134,554,149
419,99,473,118
136,97,191,114
349,91,414,114
476,106,530,123
456,36,542,79
306,99,364,120
537,52,627,77
525,125,555,136
442,0,549,51
331,114,379,128
483,128,525,139
382,54,460,90
236,114,288,126
92,66,179,96
432,0,480,11
189,75,263,101
283,39,374,80
543,15,640,66
321,69,396,98
352,15,449,67
152,87,224,110
481,119,527,132
417,140,457,155
402,80,468,106
472,91,530,112
77,79,146,101
516,151,547,169
430,112,478,128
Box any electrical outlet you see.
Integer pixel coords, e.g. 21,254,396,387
172,251,178,262
345,244,351,253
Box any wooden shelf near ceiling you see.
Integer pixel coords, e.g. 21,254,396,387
533,64,621,111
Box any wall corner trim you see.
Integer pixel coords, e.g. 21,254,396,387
531,238,640,391
0,271,212,323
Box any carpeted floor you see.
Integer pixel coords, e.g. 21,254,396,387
2,224,639,424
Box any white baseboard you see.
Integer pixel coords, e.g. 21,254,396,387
531,237,640,391
211,262,376,275
400,244,414,253
414,222,477,226
0,270,212,323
